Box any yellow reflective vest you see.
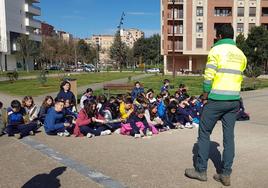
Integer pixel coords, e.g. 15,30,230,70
203,38,247,100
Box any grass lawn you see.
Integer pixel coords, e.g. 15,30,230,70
0,72,140,96
93,75,268,98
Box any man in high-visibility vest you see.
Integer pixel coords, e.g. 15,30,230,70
185,24,247,186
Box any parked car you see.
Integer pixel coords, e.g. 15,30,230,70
83,64,100,72
49,66,61,71
146,68,160,73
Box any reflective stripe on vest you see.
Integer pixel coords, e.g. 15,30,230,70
210,89,240,96
217,68,242,75
206,64,217,70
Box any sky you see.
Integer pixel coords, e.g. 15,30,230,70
39,0,160,39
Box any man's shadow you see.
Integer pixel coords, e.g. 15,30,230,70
21,166,67,188
192,141,222,174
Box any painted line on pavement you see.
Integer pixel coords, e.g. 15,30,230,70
20,137,126,188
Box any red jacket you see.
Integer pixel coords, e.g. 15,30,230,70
73,109,104,137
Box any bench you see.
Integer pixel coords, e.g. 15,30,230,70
103,83,134,98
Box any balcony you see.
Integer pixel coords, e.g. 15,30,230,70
168,41,183,52
167,25,183,35
167,10,184,20
25,4,41,16
25,18,41,29
168,0,184,4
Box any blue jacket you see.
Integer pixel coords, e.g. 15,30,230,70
131,87,144,100
7,107,26,125
56,90,76,103
157,101,166,119
44,108,65,133
161,85,169,93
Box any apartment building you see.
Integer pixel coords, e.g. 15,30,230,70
0,0,41,71
88,29,144,64
161,0,268,75
120,28,145,48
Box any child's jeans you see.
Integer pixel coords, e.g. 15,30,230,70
79,125,107,136
6,123,38,137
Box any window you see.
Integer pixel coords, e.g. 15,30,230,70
214,7,232,16
262,7,268,16
196,6,203,16
196,38,203,48
196,23,203,33
249,7,256,17
237,7,244,17
237,23,244,33
249,23,255,31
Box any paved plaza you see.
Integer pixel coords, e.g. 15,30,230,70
0,88,268,188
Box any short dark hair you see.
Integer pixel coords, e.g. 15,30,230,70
55,99,65,104
11,100,21,109
216,24,234,39
163,79,170,84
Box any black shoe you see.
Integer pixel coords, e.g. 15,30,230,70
213,173,231,186
185,168,207,181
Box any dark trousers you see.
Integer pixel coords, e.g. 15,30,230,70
79,125,107,136
46,127,66,135
6,123,38,137
196,100,239,176
107,122,121,131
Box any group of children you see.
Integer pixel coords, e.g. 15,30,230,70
0,79,249,139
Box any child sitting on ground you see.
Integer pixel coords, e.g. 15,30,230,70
145,102,166,132
122,106,152,138
6,100,38,139
38,96,54,124
44,99,72,137
22,96,39,123
120,97,134,121
164,102,183,129
176,98,194,129
74,100,111,138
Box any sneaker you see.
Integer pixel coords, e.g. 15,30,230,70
100,130,112,136
185,123,193,129
57,132,64,137
29,131,35,136
166,126,170,130
185,168,207,181
213,174,231,186
86,133,94,138
64,130,70,137
179,124,185,129
146,130,153,137
134,134,141,138
14,133,22,139
114,128,121,134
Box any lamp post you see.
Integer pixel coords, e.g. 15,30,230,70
172,0,176,78
117,12,125,72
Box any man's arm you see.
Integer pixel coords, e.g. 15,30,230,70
203,49,218,99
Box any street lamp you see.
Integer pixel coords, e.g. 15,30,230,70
117,12,125,72
172,0,176,78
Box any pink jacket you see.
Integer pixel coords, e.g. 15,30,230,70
73,109,104,137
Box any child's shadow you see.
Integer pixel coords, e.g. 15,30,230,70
192,141,222,174
21,166,66,188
